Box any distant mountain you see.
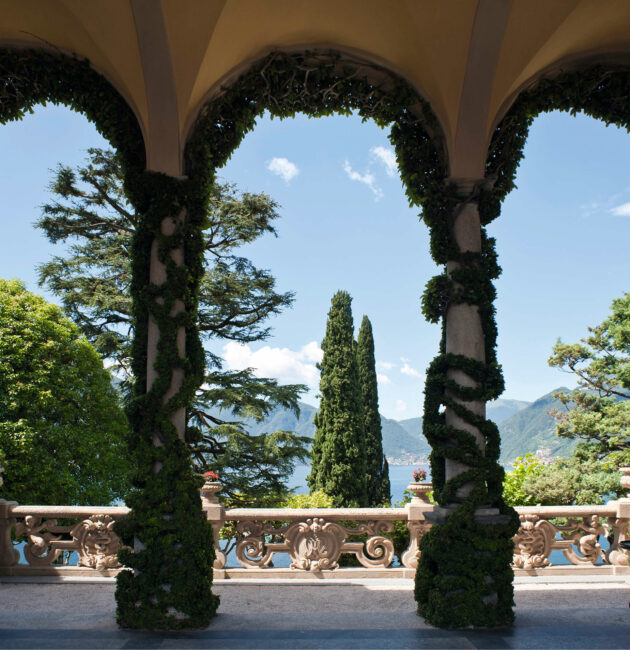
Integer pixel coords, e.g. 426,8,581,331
487,398,530,424
498,388,575,463
208,389,573,467
380,416,430,460
211,402,430,463
396,397,530,443
397,417,422,439
229,402,318,439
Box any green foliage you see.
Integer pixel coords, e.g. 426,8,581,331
308,292,368,507
116,170,220,629
521,447,623,505
0,46,217,631
0,279,130,506
502,454,545,506
417,59,630,630
548,293,630,469
281,490,334,508
357,316,390,505
36,148,310,507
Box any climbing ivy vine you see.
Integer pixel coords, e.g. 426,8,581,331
416,179,519,627
417,62,630,628
0,48,219,630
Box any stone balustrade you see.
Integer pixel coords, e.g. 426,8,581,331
0,502,130,575
1,478,629,578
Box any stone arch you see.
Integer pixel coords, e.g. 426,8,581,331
415,53,630,629
0,47,145,185
183,49,449,208
182,48,519,630
486,56,630,218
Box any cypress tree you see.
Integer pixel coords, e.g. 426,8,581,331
307,291,367,507
357,315,391,505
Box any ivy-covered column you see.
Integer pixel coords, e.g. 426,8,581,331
415,179,518,628
443,181,487,497
115,174,219,629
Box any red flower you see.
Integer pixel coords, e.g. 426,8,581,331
413,468,426,482
203,471,219,480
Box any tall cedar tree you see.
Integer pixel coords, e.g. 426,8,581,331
308,291,367,506
36,148,309,505
357,316,391,505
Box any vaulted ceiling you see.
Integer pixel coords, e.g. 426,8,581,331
2,0,630,175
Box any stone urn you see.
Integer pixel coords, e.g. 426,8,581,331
407,482,433,504
201,480,222,507
620,467,630,498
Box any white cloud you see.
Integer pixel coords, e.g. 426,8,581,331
300,340,323,363
377,373,391,385
267,157,299,183
343,160,383,200
400,361,422,378
376,361,396,371
395,399,407,413
370,146,397,177
611,201,630,217
222,341,321,388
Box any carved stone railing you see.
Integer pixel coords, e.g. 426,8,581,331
1,475,629,577
202,480,433,575
0,502,129,575
512,505,629,571
223,508,405,571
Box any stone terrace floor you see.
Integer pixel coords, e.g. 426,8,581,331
1,575,629,649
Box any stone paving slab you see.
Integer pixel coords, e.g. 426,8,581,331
0,580,629,648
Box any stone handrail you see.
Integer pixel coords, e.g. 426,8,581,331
0,478,628,576
0,501,129,573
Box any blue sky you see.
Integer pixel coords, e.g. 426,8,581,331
1,106,630,418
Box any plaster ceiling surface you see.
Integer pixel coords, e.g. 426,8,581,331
177,0,477,144
489,0,630,133
0,0,147,130
1,0,630,172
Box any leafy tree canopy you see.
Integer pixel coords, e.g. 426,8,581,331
503,451,622,506
0,279,130,505
36,148,309,505
548,293,630,469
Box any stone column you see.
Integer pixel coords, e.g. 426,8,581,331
444,179,486,502
146,210,187,445
0,500,19,568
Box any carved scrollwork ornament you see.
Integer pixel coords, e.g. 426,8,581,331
512,514,555,569
561,515,605,565
284,518,346,571
71,514,127,570
235,520,279,568
15,516,62,566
